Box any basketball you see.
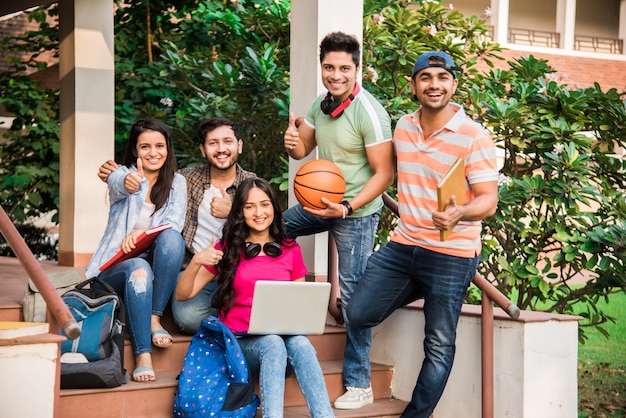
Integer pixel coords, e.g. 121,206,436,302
293,159,346,209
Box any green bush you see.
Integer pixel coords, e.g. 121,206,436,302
0,5,60,223
0,222,58,260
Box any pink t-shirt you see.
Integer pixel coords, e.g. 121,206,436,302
205,241,307,333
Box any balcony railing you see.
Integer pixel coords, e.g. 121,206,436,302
484,25,623,55
575,34,623,54
508,27,560,48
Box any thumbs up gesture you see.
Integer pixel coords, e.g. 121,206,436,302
210,184,232,219
196,236,224,267
284,112,299,151
124,158,144,193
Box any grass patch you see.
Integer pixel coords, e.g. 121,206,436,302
577,291,626,418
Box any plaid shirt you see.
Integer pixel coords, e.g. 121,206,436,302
179,163,256,265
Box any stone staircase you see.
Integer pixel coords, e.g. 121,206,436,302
0,257,408,417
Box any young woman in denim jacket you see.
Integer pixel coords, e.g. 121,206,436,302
86,118,186,382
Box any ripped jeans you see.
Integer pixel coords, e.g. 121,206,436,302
96,229,184,355
97,258,154,355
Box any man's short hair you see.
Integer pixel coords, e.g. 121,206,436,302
319,31,361,68
196,117,241,145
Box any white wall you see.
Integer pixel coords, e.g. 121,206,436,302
0,342,57,418
575,0,620,36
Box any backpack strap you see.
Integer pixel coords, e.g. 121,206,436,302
77,277,116,294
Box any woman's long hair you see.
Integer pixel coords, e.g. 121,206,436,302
213,177,295,314
122,118,178,211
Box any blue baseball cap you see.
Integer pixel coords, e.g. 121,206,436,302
411,51,461,79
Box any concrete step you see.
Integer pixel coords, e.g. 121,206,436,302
60,323,402,417
285,398,408,417
123,323,348,374
59,362,405,418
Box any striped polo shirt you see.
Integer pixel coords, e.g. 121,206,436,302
392,103,498,258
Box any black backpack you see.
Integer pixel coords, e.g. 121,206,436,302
59,277,129,388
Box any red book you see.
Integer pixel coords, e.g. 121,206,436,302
99,223,173,272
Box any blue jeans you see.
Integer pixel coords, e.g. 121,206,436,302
143,229,185,316
97,228,184,355
347,241,479,418
283,204,379,389
238,334,333,418
171,279,219,334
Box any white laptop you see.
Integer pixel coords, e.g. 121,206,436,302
247,281,331,336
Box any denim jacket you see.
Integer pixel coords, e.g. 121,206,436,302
85,166,187,278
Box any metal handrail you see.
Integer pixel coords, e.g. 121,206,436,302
0,205,81,418
0,205,80,339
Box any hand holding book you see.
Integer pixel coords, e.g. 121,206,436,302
436,158,466,241
99,223,172,272
120,228,148,255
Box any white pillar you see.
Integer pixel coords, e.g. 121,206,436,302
288,0,363,277
620,0,626,52
58,0,114,266
557,0,577,50
491,0,510,45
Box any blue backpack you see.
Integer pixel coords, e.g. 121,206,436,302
173,316,260,417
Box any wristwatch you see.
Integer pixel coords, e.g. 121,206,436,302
341,200,353,216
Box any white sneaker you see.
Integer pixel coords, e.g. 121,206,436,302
334,386,374,409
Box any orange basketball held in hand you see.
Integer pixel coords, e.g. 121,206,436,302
293,159,346,210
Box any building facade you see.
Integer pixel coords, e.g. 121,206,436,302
451,0,626,91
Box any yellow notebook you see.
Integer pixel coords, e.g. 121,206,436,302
0,321,49,339
437,158,466,241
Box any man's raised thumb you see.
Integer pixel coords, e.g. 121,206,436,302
288,112,297,130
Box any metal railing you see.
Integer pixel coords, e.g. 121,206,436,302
0,205,80,417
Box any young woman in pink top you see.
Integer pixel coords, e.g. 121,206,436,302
175,177,333,417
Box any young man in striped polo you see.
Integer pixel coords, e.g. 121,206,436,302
347,51,499,418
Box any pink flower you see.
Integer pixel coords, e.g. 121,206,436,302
160,97,174,107
546,73,560,83
366,66,379,84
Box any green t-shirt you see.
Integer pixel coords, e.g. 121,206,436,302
305,87,392,217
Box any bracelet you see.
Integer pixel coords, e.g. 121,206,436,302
341,200,353,216
340,204,346,219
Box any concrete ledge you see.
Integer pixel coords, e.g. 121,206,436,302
370,302,581,418
404,299,583,322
